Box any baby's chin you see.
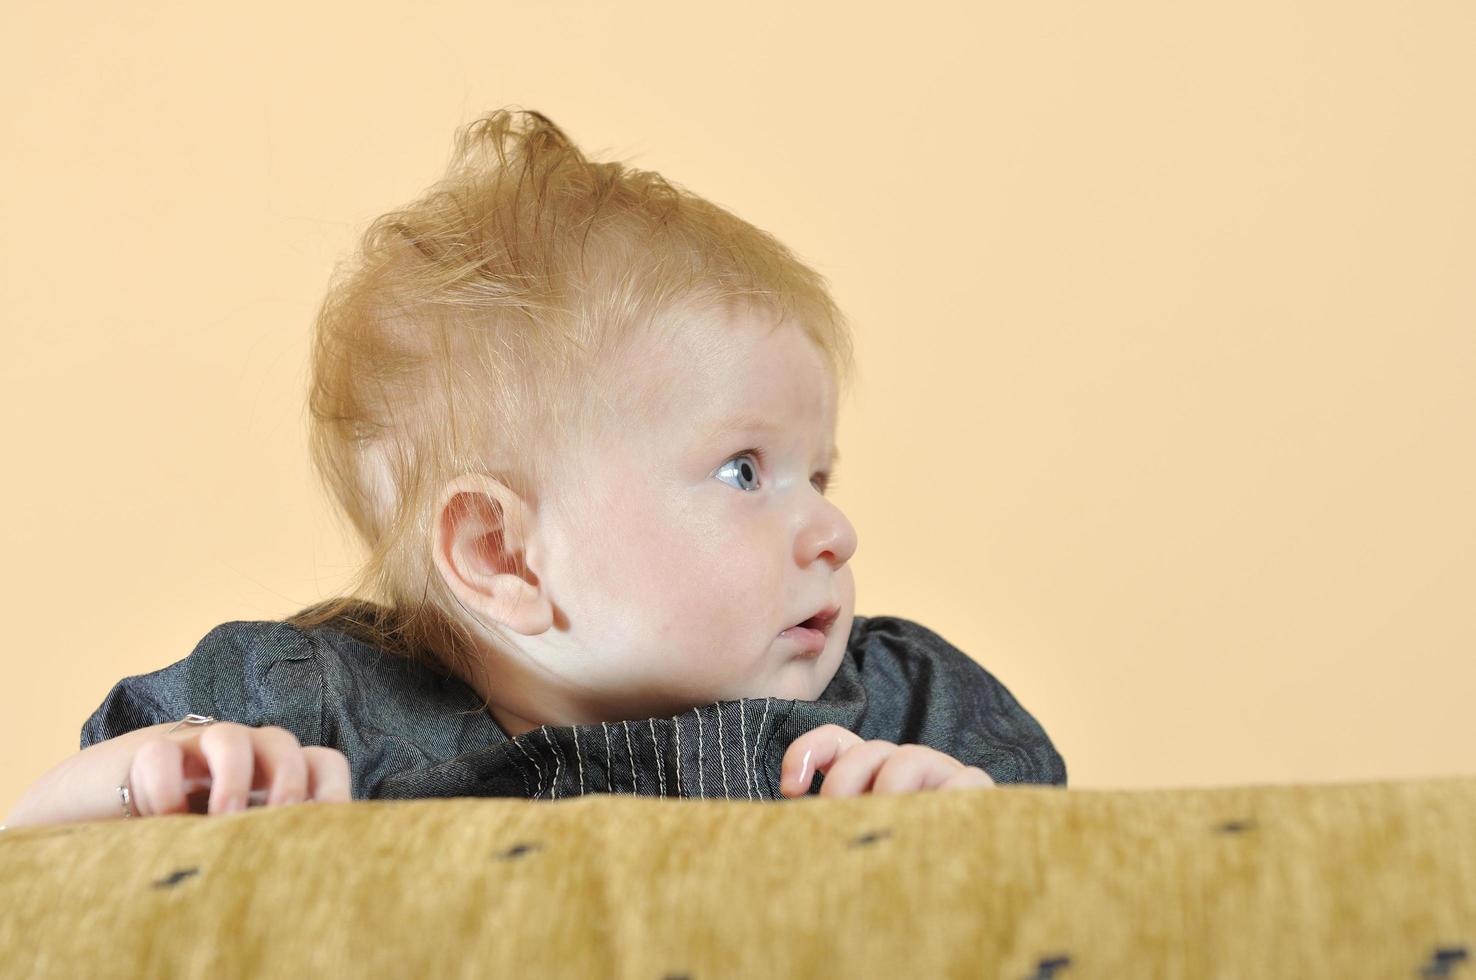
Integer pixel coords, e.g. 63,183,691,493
751,643,846,703
646,670,824,717
639,630,847,714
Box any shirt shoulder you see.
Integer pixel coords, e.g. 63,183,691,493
79,620,324,751
846,614,1069,787
79,612,499,801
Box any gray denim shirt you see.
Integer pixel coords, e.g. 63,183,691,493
81,608,1067,801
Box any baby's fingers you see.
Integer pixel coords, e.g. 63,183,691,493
194,722,258,815
780,724,865,797
302,746,353,803
938,765,995,791
182,736,347,811
250,726,312,807
818,740,900,798
870,745,963,796
128,737,195,816
873,746,996,795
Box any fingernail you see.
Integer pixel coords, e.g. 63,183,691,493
780,749,816,795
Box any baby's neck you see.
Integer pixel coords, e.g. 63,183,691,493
454,648,622,739
456,653,710,739
487,702,541,740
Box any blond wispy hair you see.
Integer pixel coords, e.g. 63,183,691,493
286,107,856,686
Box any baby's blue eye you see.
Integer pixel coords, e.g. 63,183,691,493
715,452,762,491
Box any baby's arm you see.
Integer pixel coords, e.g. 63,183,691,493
4,722,351,829
7,723,181,827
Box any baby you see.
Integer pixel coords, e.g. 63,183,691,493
5,109,1065,828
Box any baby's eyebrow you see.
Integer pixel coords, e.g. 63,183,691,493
703,413,780,441
700,414,840,466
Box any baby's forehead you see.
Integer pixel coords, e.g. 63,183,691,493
588,306,836,426
646,317,829,382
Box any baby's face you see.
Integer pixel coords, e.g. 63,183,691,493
524,306,857,723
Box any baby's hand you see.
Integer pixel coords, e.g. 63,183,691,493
126,722,353,816
779,724,995,798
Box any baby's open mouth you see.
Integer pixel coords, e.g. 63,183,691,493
778,604,839,655
796,607,839,634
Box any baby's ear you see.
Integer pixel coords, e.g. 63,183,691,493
430,473,553,636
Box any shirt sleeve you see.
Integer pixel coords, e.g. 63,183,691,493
852,615,1069,787
79,620,325,751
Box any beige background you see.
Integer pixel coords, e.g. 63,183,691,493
2,1,1472,817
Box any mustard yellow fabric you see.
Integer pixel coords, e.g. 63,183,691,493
3,777,1473,978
